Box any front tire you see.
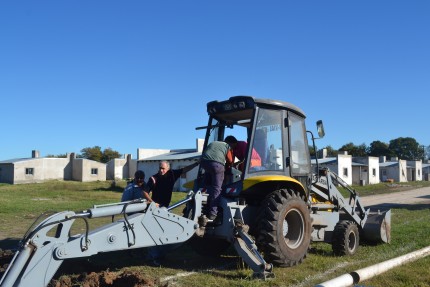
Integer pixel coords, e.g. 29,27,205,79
256,188,312,267
332,220,359,256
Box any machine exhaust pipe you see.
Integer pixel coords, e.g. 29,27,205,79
361,209,391,244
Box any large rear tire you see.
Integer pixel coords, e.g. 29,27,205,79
256,188,312,267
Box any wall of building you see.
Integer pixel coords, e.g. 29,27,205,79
11,158,71,184
367,156,380,184
407,160,423,181
0,164,14,184
336,154,352,185
352,156,380,185
72,158,84,181
107,154,137,180
398,159,408,182
424,166,430,181
137,148,170,160
107,158,126,180
74,159,106,182
380,164,397,182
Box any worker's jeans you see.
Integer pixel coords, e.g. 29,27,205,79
201,160,225,217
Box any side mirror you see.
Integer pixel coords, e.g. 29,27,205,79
316,120,325,138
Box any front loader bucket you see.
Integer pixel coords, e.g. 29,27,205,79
361,209,391,244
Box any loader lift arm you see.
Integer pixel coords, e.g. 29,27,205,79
310,168,391,244
311,168,369,227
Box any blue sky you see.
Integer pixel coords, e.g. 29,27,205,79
1,1,429,160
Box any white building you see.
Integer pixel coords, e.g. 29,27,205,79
423,160,430,181
106,154,137,180
379,156,408,183
312,152,352,185
406,160,423,182
0,151,106,184
352,156,380,185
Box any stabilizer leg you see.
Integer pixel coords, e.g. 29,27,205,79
232,221,274,280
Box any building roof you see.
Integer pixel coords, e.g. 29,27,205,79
379,161,398,167
139,149,201,162
352,162,368,167
0,158,38,164
311,157,337,165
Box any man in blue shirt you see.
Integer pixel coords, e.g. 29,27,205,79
121,170,145,201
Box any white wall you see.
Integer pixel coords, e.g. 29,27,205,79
12,158,71,184
336,154,352,185
137,148,170,160
352,156,380,185
407,160,422,182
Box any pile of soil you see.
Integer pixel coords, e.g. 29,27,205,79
0,249,14,275
48,270,159,287
0,249,164,287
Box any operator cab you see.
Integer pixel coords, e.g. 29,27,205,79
196,96,313,195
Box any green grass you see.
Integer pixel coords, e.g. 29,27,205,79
0,180,429,287
338,180,430,198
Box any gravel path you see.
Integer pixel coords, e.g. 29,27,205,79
360,186,430,208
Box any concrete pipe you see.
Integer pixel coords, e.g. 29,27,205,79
315,245,430,287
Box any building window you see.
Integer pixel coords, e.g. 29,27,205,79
343,168,348,177
372,168,376,177
418,170,421,176
91,168,98,175
26,168,34,175
382,169,387,176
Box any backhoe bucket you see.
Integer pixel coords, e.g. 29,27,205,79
361,209,391,244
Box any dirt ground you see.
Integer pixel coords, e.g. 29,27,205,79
1,187,429,287
49,270,158,287
0,248,160,287
360,186,430,208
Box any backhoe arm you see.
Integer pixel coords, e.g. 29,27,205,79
0,192,202,287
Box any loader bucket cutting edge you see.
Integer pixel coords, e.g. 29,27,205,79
361,209,391,244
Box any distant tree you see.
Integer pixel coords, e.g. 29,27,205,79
309,146,316,157
339,142,367,157
101,148,122,163
388,137,423,160
425,145,430,161
326,145,338,157
79,146,122,163
367,140,393,158
80,146,103,162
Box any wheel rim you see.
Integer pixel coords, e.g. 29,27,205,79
282,208,305,249
348,230,357,252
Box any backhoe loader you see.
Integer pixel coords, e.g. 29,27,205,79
0,96,390,287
